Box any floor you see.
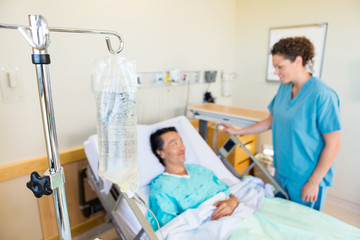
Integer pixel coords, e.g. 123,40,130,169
75,196,360,240
322,195,360,229
73,222,121,240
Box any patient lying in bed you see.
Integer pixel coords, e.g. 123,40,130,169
84,116,359,240
146,127,240,230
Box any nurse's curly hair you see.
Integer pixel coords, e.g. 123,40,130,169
150,126,178,166
271,36,314,67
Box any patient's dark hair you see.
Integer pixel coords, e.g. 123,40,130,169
150,127,178,166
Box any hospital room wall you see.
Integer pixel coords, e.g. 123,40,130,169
0,0,236,239
233,0,360,205
0,0,235,165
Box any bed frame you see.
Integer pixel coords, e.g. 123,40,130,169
84,164,158,240
212,124,289,199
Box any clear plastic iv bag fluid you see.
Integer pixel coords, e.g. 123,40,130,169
93,56,139,198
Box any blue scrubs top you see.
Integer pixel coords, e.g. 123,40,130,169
268,77,341,187
146,164,230,230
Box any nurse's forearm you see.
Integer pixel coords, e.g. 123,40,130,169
307,131,341,185
236,115,273,136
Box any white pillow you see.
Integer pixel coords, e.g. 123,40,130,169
136,124,164,186
84,134,100,181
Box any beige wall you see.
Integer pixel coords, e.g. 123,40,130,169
1,0,359,239
0,0,236,165
234,0,360,205
0,0,236,239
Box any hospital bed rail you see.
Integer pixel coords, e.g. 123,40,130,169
212,123,289,199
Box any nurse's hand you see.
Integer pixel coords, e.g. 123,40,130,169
218,122,239,135
301,181,319,202
211,195,239,220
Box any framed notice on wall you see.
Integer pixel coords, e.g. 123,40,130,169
266,23,328,81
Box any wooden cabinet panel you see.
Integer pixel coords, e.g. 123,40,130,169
191,120,257,176
232,138,256,166
234,159,251,175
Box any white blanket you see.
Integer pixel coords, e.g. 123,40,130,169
156,177,274,240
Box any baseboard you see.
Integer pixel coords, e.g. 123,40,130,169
46,212,106,240
326,194,360,214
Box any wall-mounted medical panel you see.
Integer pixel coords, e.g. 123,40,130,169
137,70,202,87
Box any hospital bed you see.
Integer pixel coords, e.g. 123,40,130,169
83,116,360,240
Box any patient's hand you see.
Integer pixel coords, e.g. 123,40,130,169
211,195,239,220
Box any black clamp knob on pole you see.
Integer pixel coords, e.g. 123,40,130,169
26,171,53,198
32,54,51,64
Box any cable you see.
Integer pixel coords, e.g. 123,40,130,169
206,82,211,92
147,208,164,240
132,193,165,240
183,77,191,116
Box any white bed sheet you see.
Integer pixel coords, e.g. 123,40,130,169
84,116,240,239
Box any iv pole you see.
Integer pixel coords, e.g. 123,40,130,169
0,14,124,240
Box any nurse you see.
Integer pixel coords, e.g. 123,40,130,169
220,36,341,210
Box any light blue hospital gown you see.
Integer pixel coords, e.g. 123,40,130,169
268,77,341,209
146,164,230,231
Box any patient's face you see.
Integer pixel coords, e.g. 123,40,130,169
158,131,186,166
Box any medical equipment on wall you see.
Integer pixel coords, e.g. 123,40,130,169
169,69,183,83
93,56,139,198
0,14,124,240
221,72,237,97
204,70,217,83
137,70,200,87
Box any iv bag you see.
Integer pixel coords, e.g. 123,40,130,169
93,56,139,198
